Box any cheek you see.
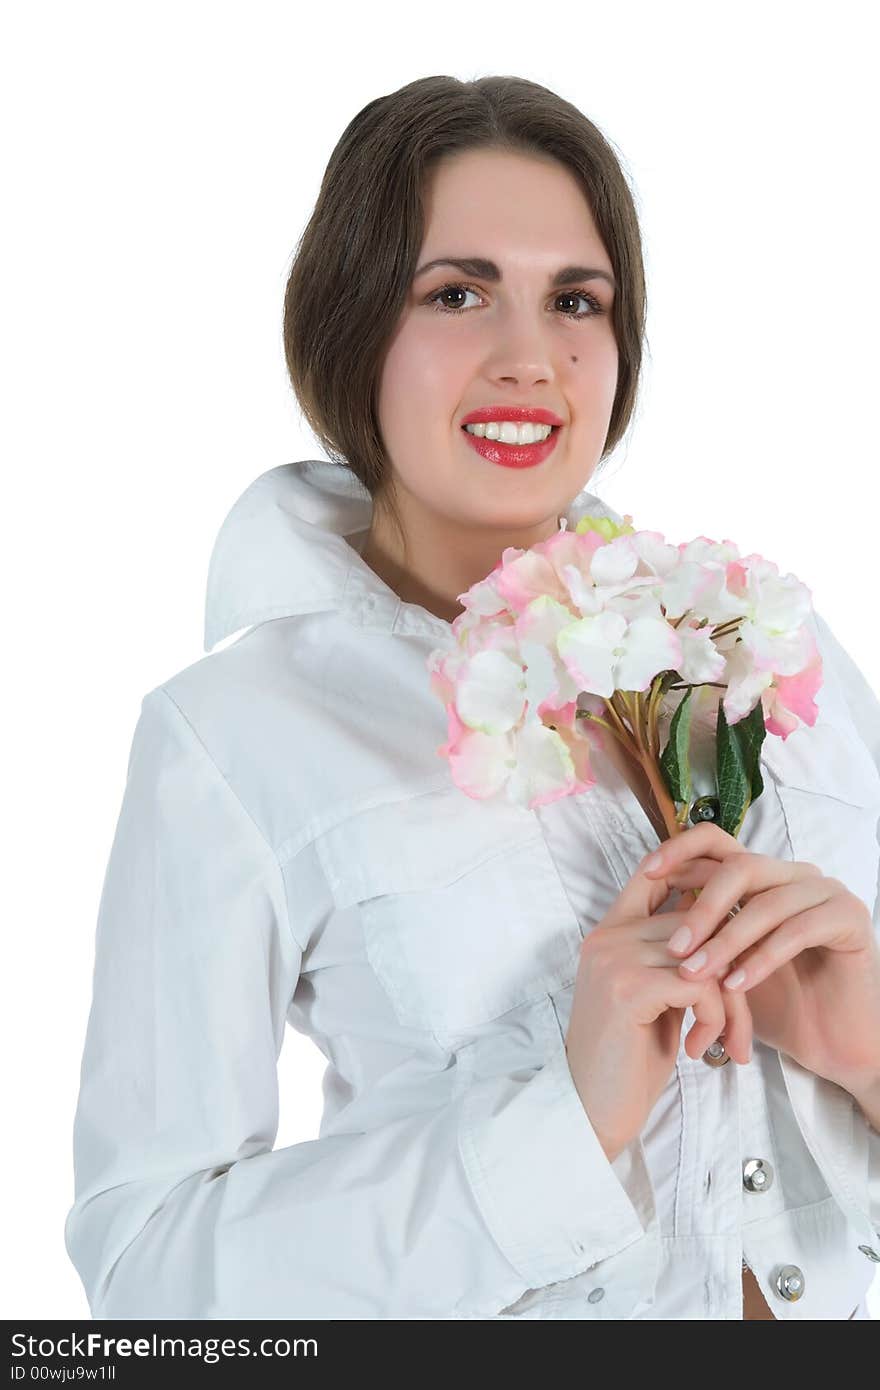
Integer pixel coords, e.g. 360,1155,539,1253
599,334,620,395
566,340,619,422
569,332,618,380
382,328,473,436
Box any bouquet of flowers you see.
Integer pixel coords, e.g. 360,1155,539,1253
426,512,823,844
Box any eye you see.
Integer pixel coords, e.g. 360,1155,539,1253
425,282,606,319
426,284,482,314
554,289,605,318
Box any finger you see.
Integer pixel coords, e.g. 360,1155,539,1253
667,856,825,962
594,906,699,946
603,848,684,925
636,952,752,1064
651,883,703,917
670,877,837,981
718,973,753,1064
643,822,746,878
633,952,723,1026
719,894,866,994
666,859,725,892
667,860,749,922
682,978,727,1061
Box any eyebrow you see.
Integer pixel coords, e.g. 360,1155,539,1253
413,256,616,290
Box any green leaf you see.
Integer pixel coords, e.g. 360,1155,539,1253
659,687,694,805
716,699,767,837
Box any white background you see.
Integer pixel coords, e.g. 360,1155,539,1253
3,0,878,1319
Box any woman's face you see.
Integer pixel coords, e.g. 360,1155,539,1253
371,145,620,613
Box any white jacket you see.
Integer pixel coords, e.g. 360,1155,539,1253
64,460,880,1319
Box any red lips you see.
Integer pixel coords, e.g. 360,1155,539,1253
461,422,561,469
460,405,565,428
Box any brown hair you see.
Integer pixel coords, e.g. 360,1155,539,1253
282,74,647,553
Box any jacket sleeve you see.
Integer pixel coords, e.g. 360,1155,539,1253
812,609,880,1236
64,686,661,1321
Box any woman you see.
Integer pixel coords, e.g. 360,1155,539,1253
64,74,880,1319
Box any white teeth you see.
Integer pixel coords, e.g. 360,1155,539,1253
464,421,554,444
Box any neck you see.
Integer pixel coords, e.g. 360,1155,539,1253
360,499,563,626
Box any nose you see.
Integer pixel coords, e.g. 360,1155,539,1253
486,341,555,389
481,303,560,387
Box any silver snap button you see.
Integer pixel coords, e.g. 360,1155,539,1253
858,1244,880,1263
742,1157,775,1193
587,1287,605,1304
702,1039,730,1067
774,1264,805,1301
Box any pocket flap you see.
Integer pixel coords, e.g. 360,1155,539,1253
318,788,544,908
315,788,583,1038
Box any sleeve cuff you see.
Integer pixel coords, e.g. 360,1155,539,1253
458,1036,660,1292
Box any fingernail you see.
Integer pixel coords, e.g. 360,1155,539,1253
681,948,707,972
667,925,692,954
724,968,746,990
645,852,664,872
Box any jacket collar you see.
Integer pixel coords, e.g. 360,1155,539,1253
204,458,626,652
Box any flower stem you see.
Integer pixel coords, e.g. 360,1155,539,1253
633,746,683,841
592,691,684,843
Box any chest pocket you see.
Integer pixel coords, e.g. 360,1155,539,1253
759,701,880,912
316,785,584,1048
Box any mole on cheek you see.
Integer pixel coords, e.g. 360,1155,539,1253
571,355,578,362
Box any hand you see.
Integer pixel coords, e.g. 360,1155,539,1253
564,849,754,1164
644,822,880,1092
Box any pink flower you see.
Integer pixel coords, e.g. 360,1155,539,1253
426,513,823,821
